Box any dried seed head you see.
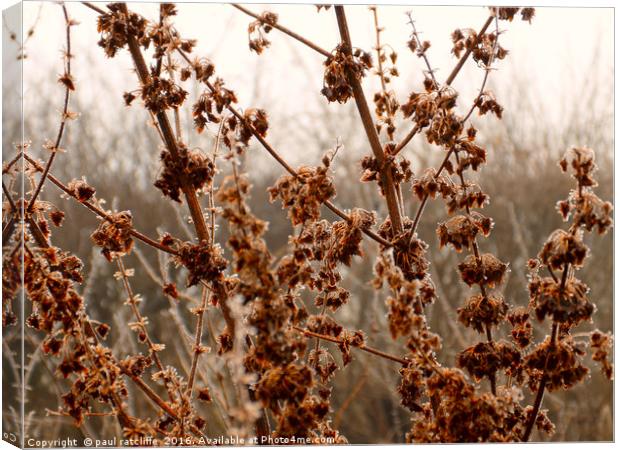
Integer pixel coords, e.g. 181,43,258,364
155,144,214,202
90,211,134,261
437,215,478,252
528,275,594,325
247,11,278,54
67,178,95,202
457,294,508,333
268,162,335,226
322,43,372,103
458,253,508,288
177,240,227,287
559,146,597,187
539,229,588,270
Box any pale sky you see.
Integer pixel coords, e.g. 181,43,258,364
9,2,614,166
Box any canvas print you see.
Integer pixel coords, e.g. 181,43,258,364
1,1,614,447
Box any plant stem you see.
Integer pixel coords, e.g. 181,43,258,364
123,369,207,440
119,4,211,244
445,15,494,86
293,326,409,365
23,153,180,256
522,372,547,442
232,4,330,57
27,5,72,213
115,256,180,403
334,5,403,236
186,287,209,398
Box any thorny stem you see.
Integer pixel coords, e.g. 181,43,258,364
23,153,180,256
115,256,180,403
334,5,404,236
27,5,72,213
231,4,331,57
293,326,410,366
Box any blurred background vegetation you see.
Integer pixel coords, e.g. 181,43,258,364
3,3,613,444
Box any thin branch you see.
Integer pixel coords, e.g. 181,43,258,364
334,5,404,236
232,4,330,57
2,217,17,245
2,152,22,174
2,180,18,213
333,369,367,429
406,12,438,86
293,326,409,366
122,370,207,440
115,256,180,403
81,1,105,15
186,287,210,398
445,15,494,86
27,4,73,212
392,124,421,156
23,153,179,256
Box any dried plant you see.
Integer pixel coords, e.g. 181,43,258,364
2,3,612,445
